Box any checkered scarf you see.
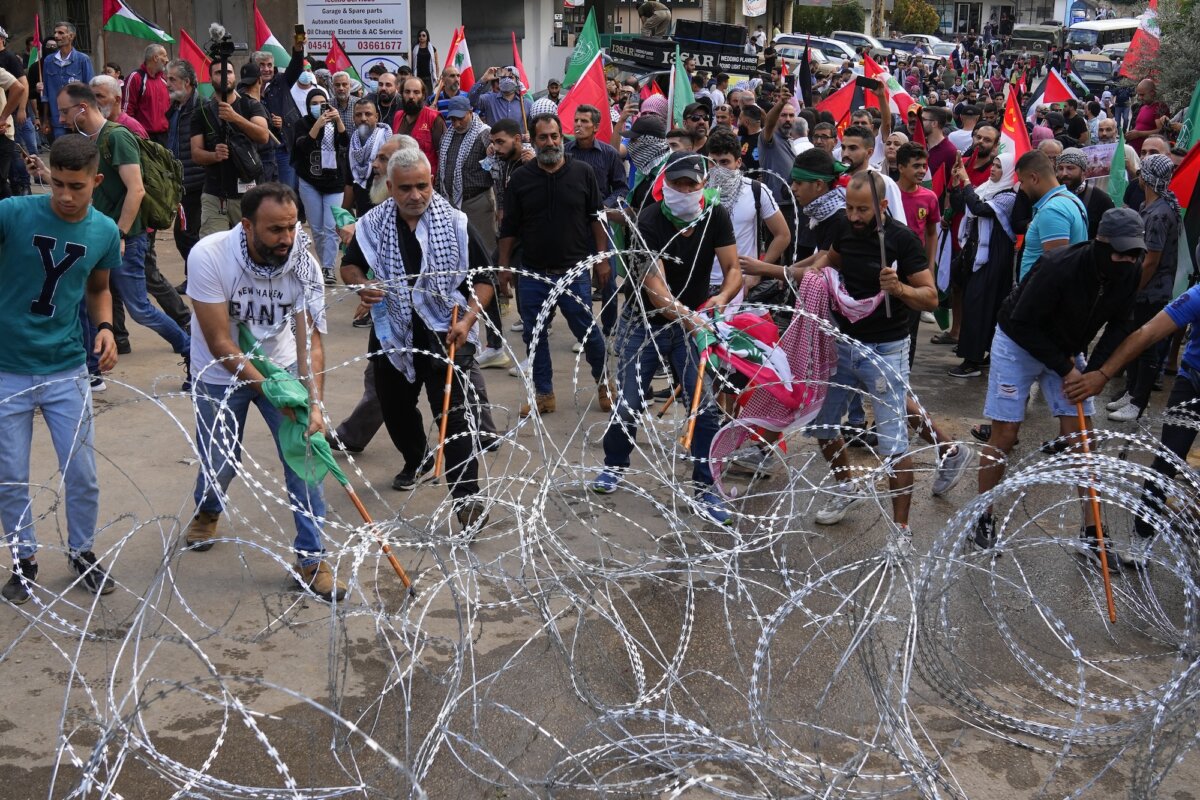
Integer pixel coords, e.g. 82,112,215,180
1141,154,1180,216
437,115,489,207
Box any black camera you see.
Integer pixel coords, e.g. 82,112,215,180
205,23,248,62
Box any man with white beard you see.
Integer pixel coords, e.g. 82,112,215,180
342,99,393,217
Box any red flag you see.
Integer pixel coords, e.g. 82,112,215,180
511,32,532,99
559,51,613,145
816,80,860,134
444,27,476,90
326,34,360,80
178,28,213,96
639,80,664,101
1000,89,1032,164
1121,0,1160,78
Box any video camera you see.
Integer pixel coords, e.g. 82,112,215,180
206,23,249,98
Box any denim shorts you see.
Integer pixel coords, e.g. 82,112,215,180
984,328,1095,421
807,337,910,457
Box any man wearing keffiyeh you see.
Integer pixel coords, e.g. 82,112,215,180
340,147,492,534
344,99,392,216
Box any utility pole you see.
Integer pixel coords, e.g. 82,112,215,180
872,0,886,36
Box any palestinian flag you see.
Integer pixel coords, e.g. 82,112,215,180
694,311,807,410
253,1,290,69
325,34,360,81
816,79,863,136
1170,141,1200,282
797,38,812,108
102,0,174,44
1024,68,1077,122
179,28,214,98
27,16,40,70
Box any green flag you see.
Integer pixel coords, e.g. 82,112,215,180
1176,78,1200,152
237,324,347,487
562,8,600,89
1108,127,1128,207
668,44,694,129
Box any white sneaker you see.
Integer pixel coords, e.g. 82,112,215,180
1120,535,1152,569
1108,402,1141,422
510,320,524,332
1106,391,1133,412
571,341,584,353
477,347,513,369
920,311,936,324
815,482,865,525
885,525,913,559
508,357,531,378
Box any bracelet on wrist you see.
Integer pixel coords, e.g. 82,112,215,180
96,322,115,333
1098,367,1110,381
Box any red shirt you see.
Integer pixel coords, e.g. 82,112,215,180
124,67,171,135
900,186,939,244
925,137,957,194
1133,101,1169,154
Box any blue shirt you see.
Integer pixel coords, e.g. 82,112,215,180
42,49,95,132
429,89,469,121
1019,185,1088,279
1166,285,1200,374
468,81,532,133
564,138,627,208
0,196,120,374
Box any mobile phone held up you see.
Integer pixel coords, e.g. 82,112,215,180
855,76,881,92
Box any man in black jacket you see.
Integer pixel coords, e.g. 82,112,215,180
973,208,1147,558
252,40,305,193
166,58,205,270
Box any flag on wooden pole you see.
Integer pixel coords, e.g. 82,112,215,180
511,32,533,100
325,34,360,80
27,16,41,69
444,28,476,90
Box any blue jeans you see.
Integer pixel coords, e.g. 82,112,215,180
297,178,340,271
601,315,719,485
517,271,606,396
9,117,37,190
0,366,99,558
109,233,191,356
275,146,297,193
983,328,1094,421
807,338,911,458
192,379,326,561
599,269,619,337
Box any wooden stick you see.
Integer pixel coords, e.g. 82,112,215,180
680,357,708,450
657,384,683,418
434,307,459,478
1075,402,1117,624
343,483,416,597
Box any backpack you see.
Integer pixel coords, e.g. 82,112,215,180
98,123,183,231
199,99,265,183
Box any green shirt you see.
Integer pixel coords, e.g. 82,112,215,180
0,196,121,374
95,121,145,237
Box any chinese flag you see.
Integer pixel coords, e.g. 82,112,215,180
1000,89,1032,164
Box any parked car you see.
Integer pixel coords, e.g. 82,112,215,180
831,29,890,62
776,44,840,77
930,42,958,59
900,33,943,47
775,33,859,64
877,38,920,63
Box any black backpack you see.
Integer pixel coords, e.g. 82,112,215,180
199,98,264,183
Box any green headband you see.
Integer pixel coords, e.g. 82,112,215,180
791,162,847,183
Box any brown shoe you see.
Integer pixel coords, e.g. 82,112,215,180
185,511,221,552
597,381,615,413
519,393,556,417
295,560,347,602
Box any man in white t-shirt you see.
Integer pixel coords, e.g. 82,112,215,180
182,182,345,603
704,128,790,306
947,104,979,152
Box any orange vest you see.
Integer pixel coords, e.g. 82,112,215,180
395,105,441,176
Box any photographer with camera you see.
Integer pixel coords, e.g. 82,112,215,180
190,58,270,238
293,89,347,286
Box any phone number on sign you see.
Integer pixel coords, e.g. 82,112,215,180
307,40,404,51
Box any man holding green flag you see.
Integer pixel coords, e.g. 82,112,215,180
182,182,346,603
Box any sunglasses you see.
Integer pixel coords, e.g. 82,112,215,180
687,114,710,123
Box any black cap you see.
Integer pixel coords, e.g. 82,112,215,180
959,104,981,117
682,102,710,120
547,77,561,87
628,113,667,140
1097,207,1147,252
663,151,707,183
1045,111,1066,130
238,62,261,87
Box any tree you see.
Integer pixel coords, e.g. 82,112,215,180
791,1,867,38
890,0,942,35
1141,0,1200,109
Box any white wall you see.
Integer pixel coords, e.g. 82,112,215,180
426,0,464,65
526,0,573,90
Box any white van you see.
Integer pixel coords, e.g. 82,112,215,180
1065,18,1140,54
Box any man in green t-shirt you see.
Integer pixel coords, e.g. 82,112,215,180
52,82,190,385
0,135,121,605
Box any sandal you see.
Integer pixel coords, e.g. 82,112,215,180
930,331,959,345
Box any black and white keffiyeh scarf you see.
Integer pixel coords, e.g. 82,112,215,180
628,135,670,176
349,122,391,188
437,115,488,207
804,187,846,229
355,194,466,380
237,223,325,328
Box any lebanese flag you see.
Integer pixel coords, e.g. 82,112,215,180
326,34,360,80
1121,0,1161,78
1025,68,1077,122
179,28,213,98
102,0,174,43
511,32,533,100
695,311,806,411
445,27,476,90
559,51,613,144
1000,89,1032,164
253,1,290,69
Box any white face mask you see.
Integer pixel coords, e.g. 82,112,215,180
356,123,372,140
662,184,704,221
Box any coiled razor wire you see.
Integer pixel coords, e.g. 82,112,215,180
1,241,1200,797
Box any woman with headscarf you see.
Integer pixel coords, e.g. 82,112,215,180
946,151,1018,378
411,29,439,96
292,87,348,285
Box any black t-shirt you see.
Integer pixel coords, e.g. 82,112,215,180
828,214,929,343
636,202,736,325
498,158,602,272
740,130,761,173
190,94,268,198
0,50,26,80
1065,113,1087,142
